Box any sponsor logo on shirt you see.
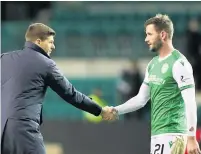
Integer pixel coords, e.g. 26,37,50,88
149,75,166,85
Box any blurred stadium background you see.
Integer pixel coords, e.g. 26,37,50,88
1,1,201,154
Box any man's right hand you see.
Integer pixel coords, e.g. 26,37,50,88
100,106,119,121
187,136,201,154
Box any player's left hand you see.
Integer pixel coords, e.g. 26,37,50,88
187,136,201,154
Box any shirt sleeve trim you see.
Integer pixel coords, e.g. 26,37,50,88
180,84,194,91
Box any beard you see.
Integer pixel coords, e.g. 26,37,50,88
149,38,163,53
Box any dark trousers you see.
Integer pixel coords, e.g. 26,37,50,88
1,118,46,154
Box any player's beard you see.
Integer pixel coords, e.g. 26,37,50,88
149,37,163,53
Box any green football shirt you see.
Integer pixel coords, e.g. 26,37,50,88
144,50,195,136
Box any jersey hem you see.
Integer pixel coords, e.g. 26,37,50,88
151,133,187,138
151,130,187,136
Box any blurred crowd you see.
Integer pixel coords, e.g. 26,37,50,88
186,18,201,91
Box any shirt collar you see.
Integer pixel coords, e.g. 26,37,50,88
24,41,50,58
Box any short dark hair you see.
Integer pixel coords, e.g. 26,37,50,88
25,23,56,41
144,14,174,39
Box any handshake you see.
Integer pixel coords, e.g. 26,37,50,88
100,106,119,121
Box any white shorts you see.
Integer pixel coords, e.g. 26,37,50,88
151,134,187,154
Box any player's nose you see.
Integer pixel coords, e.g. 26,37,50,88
145,37,148,43
52,44,55,50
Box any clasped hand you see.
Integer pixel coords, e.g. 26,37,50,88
100,106,119,121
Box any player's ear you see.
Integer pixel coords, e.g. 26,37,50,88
35,38,42,45
160,31,167,41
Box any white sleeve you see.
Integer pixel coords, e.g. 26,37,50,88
181,88,197,136
115,83,150,115
115,65,150,115
173,59,195,90
173,59,197,136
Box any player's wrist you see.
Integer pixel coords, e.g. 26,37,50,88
187,136,196,141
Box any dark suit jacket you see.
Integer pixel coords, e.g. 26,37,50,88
1,41,102,137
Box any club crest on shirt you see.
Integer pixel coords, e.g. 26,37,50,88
161,63,169,74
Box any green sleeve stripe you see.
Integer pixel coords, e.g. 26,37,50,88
180,84,194,91
143,81,149,86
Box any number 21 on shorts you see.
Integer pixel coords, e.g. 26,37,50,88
151,144,164,154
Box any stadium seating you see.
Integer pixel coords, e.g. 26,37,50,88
2,12,199,58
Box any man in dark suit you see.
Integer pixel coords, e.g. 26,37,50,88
1,23,118,154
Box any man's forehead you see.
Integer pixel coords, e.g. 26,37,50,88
46,36,54,41
145,24,157,33
146,24,155,30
